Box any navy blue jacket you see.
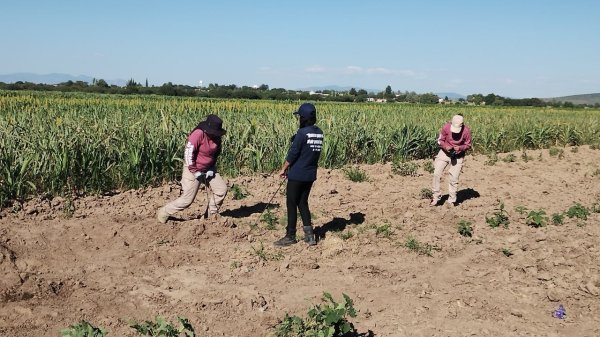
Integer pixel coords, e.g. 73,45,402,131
286,125,323,182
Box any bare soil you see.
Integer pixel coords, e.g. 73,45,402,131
1,147,599,337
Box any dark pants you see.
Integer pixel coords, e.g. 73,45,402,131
286,180,314,237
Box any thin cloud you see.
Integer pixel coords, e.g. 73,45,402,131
305,65,327,73
342,66,422,78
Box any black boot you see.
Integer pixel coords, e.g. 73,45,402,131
274,235,297,247
303,226,317,246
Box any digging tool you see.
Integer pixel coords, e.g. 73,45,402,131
257,177,286,221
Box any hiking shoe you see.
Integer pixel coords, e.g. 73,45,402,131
156,207,169,224
430,198,440,206
445,201,457,208
273,236,297,247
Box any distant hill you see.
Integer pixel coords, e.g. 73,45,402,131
436,92,466,100
544,93,600,105
0,73,127,86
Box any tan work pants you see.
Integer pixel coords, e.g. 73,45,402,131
432,149,464,203
164,165,228,216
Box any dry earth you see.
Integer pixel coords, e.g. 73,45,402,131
1,147,599,337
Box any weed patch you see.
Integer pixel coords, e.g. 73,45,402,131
484,153,498,166
129,316,195,337
231,184,248,200
419,188,433,200
502,153,517,163
502,248,513,257
404,237,434,256
343,166,368,182
551,213,564,225
457,220,473,237
392,161,419,176
274,292,357,337
486,201,510,228
375,223,394,239
338,230,354,241
526,209,548,228
62,321,107,337
261,209,279,230
566,203,589,220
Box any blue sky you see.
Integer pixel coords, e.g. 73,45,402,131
1,0,598,98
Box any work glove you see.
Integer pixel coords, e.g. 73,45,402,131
206,170,215,179
194,171,206,182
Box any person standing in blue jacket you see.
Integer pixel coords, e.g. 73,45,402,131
274,103,324,247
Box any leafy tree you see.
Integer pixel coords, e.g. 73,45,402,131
419,93,439,104
95,79,109,88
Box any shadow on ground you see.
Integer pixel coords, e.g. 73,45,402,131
438,188,481,206
221,202,280,218
315,212,366,240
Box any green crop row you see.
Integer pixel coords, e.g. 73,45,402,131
1,90,599,206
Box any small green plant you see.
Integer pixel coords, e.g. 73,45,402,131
486,201,510,228
230,260,241,269
343,166,368,182
251,242,269,262
251,242,283,262
129,316,195,337
422,161,434,174
591,168,600,177
404,237,433,256
338,230,354,241
457,220,473,237
419,188,433,200
551,213,564,225
521,150,530,162
502,248,513,257
375,223,393,238
514,205,528,215
592,203,600,213
502,153,517,163
565,203,590,220
484,153,498,166
261,209,278,230
526,209,548,228
62,321,107,337
274,292,357,337
549,147,564,159
63,195,76,219
392,161,419,176
231,184,248,200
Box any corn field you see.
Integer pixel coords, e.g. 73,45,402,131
1,90,599,207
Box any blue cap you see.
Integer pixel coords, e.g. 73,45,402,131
293,103,316,119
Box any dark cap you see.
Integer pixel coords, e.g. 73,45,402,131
198,114,226,137
293,103,316,119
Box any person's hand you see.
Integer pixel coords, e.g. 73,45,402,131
445,145,453,152
453,145,460,152
206,170,215,179
279,169,288,178
194,171,205,182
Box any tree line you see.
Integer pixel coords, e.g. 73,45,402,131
0,80,595,108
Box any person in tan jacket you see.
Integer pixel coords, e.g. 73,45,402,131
431,114,472,207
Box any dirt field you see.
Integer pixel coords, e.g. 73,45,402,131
1,147,599,337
